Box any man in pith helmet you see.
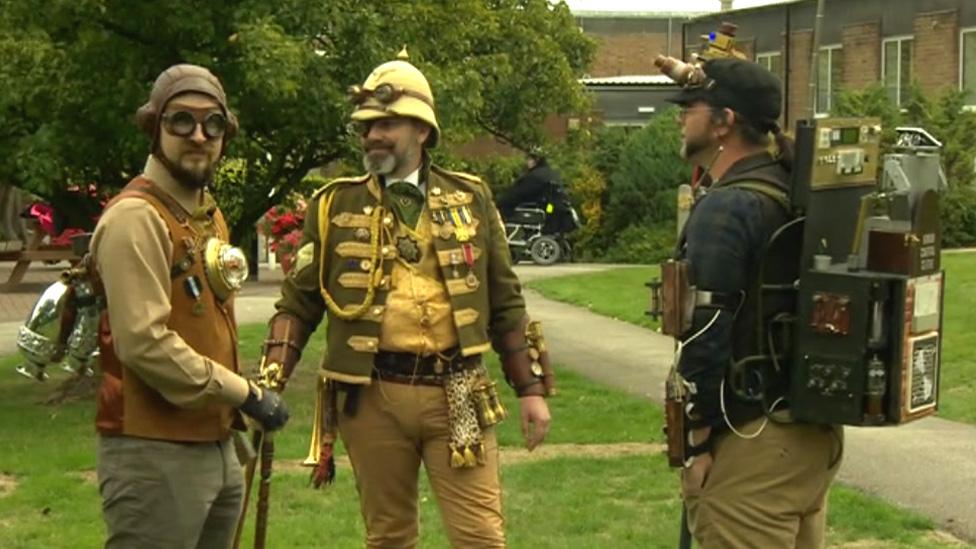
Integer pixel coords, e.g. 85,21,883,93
261,49,555,547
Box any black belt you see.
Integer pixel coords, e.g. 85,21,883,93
373,348,480,384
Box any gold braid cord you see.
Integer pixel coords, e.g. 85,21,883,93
316,188,385,321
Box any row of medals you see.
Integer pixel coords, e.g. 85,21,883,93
349,199,480,289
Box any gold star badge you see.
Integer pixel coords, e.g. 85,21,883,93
396,236,421,263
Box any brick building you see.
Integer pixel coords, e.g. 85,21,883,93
684,0,976,128
575,11,700,77
571,12,704,128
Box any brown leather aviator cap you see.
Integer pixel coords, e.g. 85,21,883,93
135,64,239,141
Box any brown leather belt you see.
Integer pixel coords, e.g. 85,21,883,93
373,349,481,386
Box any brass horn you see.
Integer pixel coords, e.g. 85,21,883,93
303,379,324,466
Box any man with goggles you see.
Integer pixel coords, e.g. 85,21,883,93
90,64,289,548
262,49,555,548
160,109,229,140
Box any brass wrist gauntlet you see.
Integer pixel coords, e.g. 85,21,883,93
496,318,555,397
260,312,312,391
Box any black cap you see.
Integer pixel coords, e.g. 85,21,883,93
668,58,781,132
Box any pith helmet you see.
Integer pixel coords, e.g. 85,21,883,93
135,64,239,147
350,48,440,147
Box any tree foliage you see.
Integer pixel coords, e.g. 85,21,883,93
602,110,689,240
0,0,594,242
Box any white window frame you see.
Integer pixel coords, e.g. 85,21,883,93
960,27,976,107
756,50,782,75
882,35,914,106
816,44,843,116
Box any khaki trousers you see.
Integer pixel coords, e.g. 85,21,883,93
682,419,843,549
338,379,506,549
97,435,244,549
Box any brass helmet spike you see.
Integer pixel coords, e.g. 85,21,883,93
397,45,409,60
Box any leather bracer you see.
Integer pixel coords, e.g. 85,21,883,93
494,316,555,397
260,312,312,391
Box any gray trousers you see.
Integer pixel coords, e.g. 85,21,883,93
97,434,244,549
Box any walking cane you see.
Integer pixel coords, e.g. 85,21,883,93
232,360,284,549
254,432,275,549
678,504,692,549
232,428,263,549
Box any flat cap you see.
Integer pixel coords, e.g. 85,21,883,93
668,58,781,132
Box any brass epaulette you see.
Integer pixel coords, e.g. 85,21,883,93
311,174,370,200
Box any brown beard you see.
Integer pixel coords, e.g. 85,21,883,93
681,134,713,164
156,149,217,189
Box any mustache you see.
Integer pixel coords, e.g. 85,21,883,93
365,140,394,152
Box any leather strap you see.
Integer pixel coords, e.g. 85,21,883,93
373,349,479,379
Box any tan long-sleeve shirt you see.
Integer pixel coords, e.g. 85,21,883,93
90,156,249,409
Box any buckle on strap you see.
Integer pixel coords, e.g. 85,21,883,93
695,290,740,310
373,348,478,377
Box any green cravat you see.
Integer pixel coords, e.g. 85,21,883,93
386,181,424,227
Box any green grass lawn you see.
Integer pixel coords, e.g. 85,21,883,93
529,254,976,424
529,265,660,329
0,322,967,547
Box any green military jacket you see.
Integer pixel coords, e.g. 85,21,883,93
275,160,527,384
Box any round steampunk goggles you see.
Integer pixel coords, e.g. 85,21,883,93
348,83,434,108
161,110,228,140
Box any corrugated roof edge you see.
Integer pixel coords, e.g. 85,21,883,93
687,0,807,22
579,75,677,86
573,11,708,19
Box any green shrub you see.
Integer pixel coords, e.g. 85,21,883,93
588,126,632,181
600,223,676,264
942,185,976,247
602,111,689,241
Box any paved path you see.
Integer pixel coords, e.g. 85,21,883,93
2,262,974,541
524,289,976,542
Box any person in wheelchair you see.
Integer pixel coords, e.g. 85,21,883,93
497,148,577,235
497,149,579,265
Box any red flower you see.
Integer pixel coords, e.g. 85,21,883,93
260,195,307,254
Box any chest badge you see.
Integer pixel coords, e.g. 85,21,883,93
396,235,421,263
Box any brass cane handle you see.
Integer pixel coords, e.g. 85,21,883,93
257,358,285,392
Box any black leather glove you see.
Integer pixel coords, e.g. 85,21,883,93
239,382,290,432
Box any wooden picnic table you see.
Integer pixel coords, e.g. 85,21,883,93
0,219,82,286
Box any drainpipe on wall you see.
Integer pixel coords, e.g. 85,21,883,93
784,5,791,128
807,0,827,120
681,17,687,61
667,16,673,57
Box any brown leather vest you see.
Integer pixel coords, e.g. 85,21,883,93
95,177,241,441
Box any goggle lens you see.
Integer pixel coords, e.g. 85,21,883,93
164,111,227,139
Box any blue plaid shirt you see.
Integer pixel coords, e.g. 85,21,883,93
676,153,790,427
